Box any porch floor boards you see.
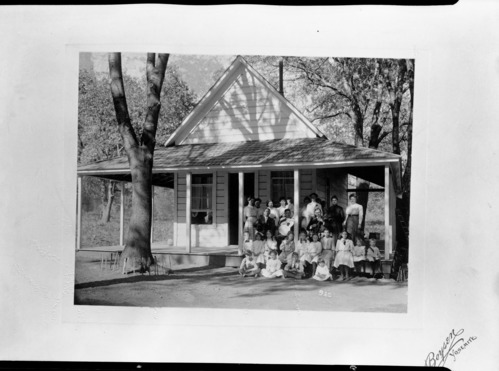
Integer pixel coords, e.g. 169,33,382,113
78,242,239,256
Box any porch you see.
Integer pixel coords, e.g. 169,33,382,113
76,137,402,260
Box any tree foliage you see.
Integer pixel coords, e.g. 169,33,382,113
244,55,415,226
78,58,196,223
78,63,196,165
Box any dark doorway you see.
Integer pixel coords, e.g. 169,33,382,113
228,172,254,245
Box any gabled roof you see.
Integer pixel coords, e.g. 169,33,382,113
164,56,325,146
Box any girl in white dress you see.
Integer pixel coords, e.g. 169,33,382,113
302,232,322,277
320,229,335,271
252,232,266,267
261,250,284,278
263,230,278,262
333,231,354,280
296,232,309,261
313,259,332,281
352,238,367,277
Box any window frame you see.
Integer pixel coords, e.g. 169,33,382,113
190,173,215,225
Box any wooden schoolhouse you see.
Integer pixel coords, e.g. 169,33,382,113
77,56,402,262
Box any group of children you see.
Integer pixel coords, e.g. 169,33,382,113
238,228,383,281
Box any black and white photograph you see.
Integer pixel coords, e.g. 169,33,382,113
1,2,499,369
75,52,412,312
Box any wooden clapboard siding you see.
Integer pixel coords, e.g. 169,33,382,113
182,69,316,145
177,173,187,223
316,169,328,202
258,170,270,202
216,172,227,224
176,223,228,248
299,169,313,206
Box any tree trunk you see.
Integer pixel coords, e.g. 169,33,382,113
121,147,154,267
100,181,116,224
109,52,169,272
391,59,407,155
401,59,414,221
351,102,364,147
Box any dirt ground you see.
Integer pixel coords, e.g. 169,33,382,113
74,251,408,312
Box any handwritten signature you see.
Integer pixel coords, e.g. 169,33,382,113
425,328,477,367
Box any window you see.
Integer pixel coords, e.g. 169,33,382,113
271,171,294,201
191,174,213,225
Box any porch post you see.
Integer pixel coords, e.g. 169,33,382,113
150,185,155,246
293,169,300,245
238,172,244,255
186,172,192,253
120,182,125,246
384,165,391,260
76,176,82,251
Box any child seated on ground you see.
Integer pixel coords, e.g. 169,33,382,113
283,252,304,279
333,231,354,281
312,258,332,281
352,238,367,277
366,238,382,278
252,232,266,268
239,251,260,277
279,232,295,267
261,250,284,278
242,231,253,256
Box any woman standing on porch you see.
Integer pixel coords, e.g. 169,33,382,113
266,200,280,220
343,193,364,244
300,196,312,230
244,196,258,239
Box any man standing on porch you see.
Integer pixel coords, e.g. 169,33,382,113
325,195,345,247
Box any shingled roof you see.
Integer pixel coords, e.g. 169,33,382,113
78,137,400,172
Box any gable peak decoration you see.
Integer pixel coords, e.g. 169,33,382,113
164,56,325,146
